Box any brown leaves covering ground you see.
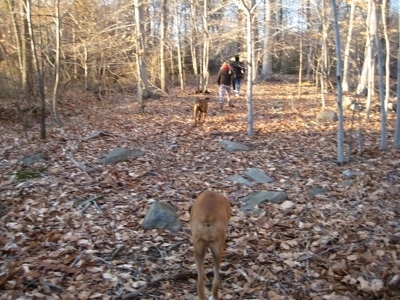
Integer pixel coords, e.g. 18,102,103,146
1,80,400,300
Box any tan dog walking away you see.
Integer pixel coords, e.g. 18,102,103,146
193,97,209,126
189,191,231,300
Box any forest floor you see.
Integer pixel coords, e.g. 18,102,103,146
0,79,400,300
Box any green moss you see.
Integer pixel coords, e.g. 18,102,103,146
15,167,46,182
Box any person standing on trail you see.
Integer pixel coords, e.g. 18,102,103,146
216,62,234,110
230,55,245,96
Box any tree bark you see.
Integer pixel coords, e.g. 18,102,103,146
160,0,167,93
342,1,356,92
395,0,400,148
261,0,272,79
26,0,46,139
52,0,62,126
330,0,344,164
238,0,261,136
134,0,150,112
374,0,387,150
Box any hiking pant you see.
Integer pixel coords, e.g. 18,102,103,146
219,84,231,104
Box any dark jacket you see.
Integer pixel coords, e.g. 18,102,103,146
216,64,233,86
230,61,245,79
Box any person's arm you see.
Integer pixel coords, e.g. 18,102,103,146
216,70,221,85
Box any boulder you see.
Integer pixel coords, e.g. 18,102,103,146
244,168,274,183
316,110,338,122
241,191,288,213
141,201,182,232
99,148,144,164
220,140,250,152
21,153,46,164
227,174,253,186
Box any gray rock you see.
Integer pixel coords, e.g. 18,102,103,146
99,147,144,164
316,110,338,122
342,169,363,178
220,140,250,152
227,174,253,186
241,191,288,213
244,168,274,183
308,187,329,197
141,201,182,232
21,153,46,164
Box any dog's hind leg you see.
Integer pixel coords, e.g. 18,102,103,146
209,241,222,300
194,240,207,300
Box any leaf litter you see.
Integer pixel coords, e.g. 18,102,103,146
0,81,399,299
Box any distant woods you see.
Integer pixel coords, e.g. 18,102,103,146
0,1,399,136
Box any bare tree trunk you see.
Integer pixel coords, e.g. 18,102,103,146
238,0,261,136
381,0,390,111
189,1,200,91
134,0,150,112
52,0,62,126
84,46,88,90
366,0,376,119
374,0,387,150
20,0,32,94
160,0,167,93
395,0,400,148
173,0,184,91
342,0,356,92
26,0,46,139
297,30,303,101
201,0,210,93
261,0,272,79
331,0,344,164
320,0,328,108
357,0,375,110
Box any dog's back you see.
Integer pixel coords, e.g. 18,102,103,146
193,98,209,125
190,191,230,241
189,191,231,300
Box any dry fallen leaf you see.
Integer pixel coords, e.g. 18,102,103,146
1,83,399,299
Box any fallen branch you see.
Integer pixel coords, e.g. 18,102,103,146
75,195,104,211
67,152,95,172
81,131,111,142
67,135,97,172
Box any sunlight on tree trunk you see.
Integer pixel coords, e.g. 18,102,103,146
134,0,150,112
261,0,272,80
160,0,167,93
395,1,400,148
297,27,303,101
201,0,210,93
173,0,184,91
83,46,88,90
381,0,390,111
342,0,355,92
320,0,328,109
330,0,344,164
238,0,261,136
357,0,376,120
51,0,62,126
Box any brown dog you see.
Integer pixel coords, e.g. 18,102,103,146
189,191,231,300
193,98,209,125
